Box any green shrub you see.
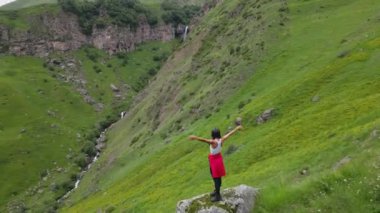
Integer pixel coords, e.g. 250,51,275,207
58,0,156,35
74,155,87,169
93,65,102,73
40,170,48,178
81,141,97,157
153,55,161,61
61,179,75,192
238,101,246,109
86,50,100,62
99,115,118,130
161,2,201,26
116,52,128,59
148,68,157,76
105,205,116,213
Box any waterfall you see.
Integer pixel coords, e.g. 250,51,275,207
183,26,189,41
74,179,80,189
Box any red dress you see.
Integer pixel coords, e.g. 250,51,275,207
208,153,226,178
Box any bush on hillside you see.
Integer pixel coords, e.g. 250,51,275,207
59,0,201,35
58,0,156,35
153,52,169,62
40,170,48,178
93,65,102,73
161,1,202,26
148,68,157,76
61,179,75,192
84,46,100,62
105,205,116,213
99,115,118,130
82,141,97,157
74,155,88,169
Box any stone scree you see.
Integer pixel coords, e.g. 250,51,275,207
177,185,258,213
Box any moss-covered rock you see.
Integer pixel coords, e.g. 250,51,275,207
177,185,258,213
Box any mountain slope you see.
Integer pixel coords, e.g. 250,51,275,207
0,0,208,211
0,0,56,11
62,0,380,212
0,41,177,211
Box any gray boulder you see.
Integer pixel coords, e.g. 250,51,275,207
177,185,258,213
256,108,275,124
311,95,320,102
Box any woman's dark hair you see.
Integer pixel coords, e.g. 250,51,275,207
211,128,221,139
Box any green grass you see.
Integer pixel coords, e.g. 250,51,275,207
72,41,176,113
0,0,206,12
0,56,97,209
0,40,177,212
0,4,59,29
140,0,207,5
0,0,56,11
61,0,380,212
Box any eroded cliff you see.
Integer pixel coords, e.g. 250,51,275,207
0,11,174,56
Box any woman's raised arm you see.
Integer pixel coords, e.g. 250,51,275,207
189,135,214,144
221,125,243,143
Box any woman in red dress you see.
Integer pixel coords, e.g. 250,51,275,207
189,125,243,202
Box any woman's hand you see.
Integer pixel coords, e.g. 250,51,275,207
189,135,197,140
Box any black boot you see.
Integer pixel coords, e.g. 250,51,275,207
210,189,216,197
210,192,222,202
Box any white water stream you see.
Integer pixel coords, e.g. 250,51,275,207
60,112,124,201
60,150,101,200
183,26,189,41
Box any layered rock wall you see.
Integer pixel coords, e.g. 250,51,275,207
0,11,175,56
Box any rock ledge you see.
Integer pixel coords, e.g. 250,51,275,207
177,185,258,213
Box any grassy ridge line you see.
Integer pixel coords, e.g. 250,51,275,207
63,0,380,212
0,0,56,10
0,4,59,30
0,0,206,11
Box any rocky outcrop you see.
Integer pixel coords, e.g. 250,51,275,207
0,11,175,57
91,21,174,54
177,185,258,213
256,108,276,124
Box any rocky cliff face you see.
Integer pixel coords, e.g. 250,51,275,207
0,11,175,56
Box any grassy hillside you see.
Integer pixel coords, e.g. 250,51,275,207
0,40,177,212
0,4,59,30
0,0,56,11
62,0,380,212
0,0,206,11
0,55,96,208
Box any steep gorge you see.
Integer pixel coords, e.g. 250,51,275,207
62,0,380,212
0,1,211,211
1,0,380,212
